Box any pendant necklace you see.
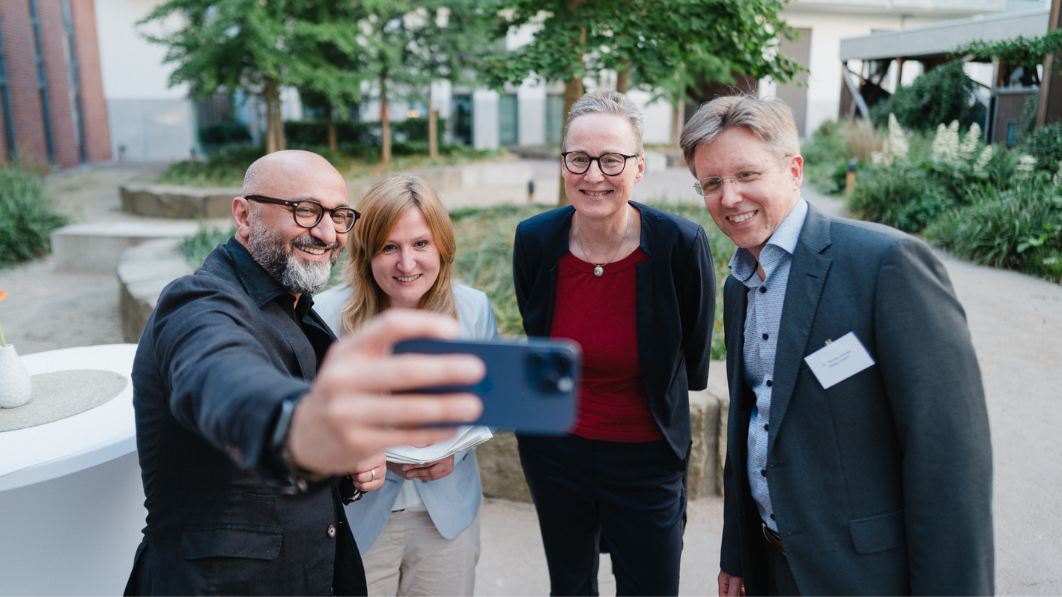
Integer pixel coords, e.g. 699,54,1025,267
576,208,630,277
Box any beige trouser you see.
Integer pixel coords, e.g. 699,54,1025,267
361,510,481,596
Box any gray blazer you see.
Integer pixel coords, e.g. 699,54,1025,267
313,284,498,551
720,205,994,595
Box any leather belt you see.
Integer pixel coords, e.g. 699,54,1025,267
762,522,785,555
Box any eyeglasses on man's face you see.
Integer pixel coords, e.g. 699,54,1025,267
561,151,639,176
245,195,360,233
693,155,790,197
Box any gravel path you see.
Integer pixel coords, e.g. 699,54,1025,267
0,164,1058,594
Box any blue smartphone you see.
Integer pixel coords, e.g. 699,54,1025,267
392,338,581,435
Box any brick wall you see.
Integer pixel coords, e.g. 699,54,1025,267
0,0,50,167
37,0,78,169
70,0,109,162
0,0,109,167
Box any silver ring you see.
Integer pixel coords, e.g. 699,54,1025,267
370,468,376,482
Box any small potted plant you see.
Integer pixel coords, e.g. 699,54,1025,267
0,290,32,408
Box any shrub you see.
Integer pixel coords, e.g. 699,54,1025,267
1020,122,1062,171
199,122,251,146
391,117,448,143
0,164,68,265
158,144,264,187
178,222,236,266
284,120,377,147
870,61,976,132
928,175,1062,279
847,164,955,233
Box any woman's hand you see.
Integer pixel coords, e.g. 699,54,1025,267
349,452,387,492
385,455,455,482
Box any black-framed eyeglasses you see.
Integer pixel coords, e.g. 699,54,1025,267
245,195,360,233
561,151,639,176
693,155,790,197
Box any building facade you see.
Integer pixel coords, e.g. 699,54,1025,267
0,0,110,168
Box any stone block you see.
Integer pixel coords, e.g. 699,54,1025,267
475,361,731,504
476,430,532,503
117,238,194,342
51,220,201,272
120,184,239,219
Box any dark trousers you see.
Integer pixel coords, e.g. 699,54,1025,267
517,434,687,596
763,535,800,597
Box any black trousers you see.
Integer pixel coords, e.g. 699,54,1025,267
517,434,687,596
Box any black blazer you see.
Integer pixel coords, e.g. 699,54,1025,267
513,202,716,458
720,205,994,595
129,240,363,595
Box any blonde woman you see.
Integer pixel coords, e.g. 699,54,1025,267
314,174,497,596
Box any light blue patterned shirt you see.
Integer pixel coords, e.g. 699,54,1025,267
728,198,808,532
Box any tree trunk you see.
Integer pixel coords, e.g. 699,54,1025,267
556,77,584,207
381,73,391,165
616,59,631,94
264,77,285,154
671,92,686,150
557,11,586,207
326,103,337,152
429,84,438,160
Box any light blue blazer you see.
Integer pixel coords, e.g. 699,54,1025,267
313,283,499,552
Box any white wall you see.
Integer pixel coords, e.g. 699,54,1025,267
95,0,195,161
774,10,980,136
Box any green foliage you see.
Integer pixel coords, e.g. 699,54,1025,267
178,222,236,266
928,175,1062,281
158,145,264,187
0,164,67,265
954,30,1062,78
199,122,251,147
847,165,955,233
1020,123,1062,171
140,0,368,149
284,120,378,147
480,0,801,103
870,61,976,131
392,117,448,143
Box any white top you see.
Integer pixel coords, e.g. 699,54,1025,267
313,283,497,511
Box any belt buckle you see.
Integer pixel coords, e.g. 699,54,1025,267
762,522,785,555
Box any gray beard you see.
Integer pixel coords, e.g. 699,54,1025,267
247,218,338,295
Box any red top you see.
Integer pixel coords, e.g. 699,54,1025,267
551,247,664,442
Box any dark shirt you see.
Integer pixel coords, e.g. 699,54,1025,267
128,237,364,596
226,238,333,373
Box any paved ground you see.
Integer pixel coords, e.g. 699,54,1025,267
1,163,1060,594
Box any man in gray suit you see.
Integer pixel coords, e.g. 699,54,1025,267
679,96,993,596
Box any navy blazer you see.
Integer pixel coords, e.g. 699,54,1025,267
129,239,363,595
512,201,715,458
720,205,994,595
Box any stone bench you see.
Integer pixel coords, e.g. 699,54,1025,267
51,220,204,273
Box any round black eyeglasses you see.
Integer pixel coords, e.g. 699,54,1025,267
561,151,639,176
245,195,361,233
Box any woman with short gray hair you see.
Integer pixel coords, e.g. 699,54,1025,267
513,90,716,595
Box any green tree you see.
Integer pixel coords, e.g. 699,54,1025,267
480,0,801,205
406,1,493,158
869,61,976,131
140,0,364,154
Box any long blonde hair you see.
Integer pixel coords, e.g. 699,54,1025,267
339,174,458,334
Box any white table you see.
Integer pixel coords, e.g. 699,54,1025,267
0,344,145,596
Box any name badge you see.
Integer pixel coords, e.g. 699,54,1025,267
804,332,875,389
